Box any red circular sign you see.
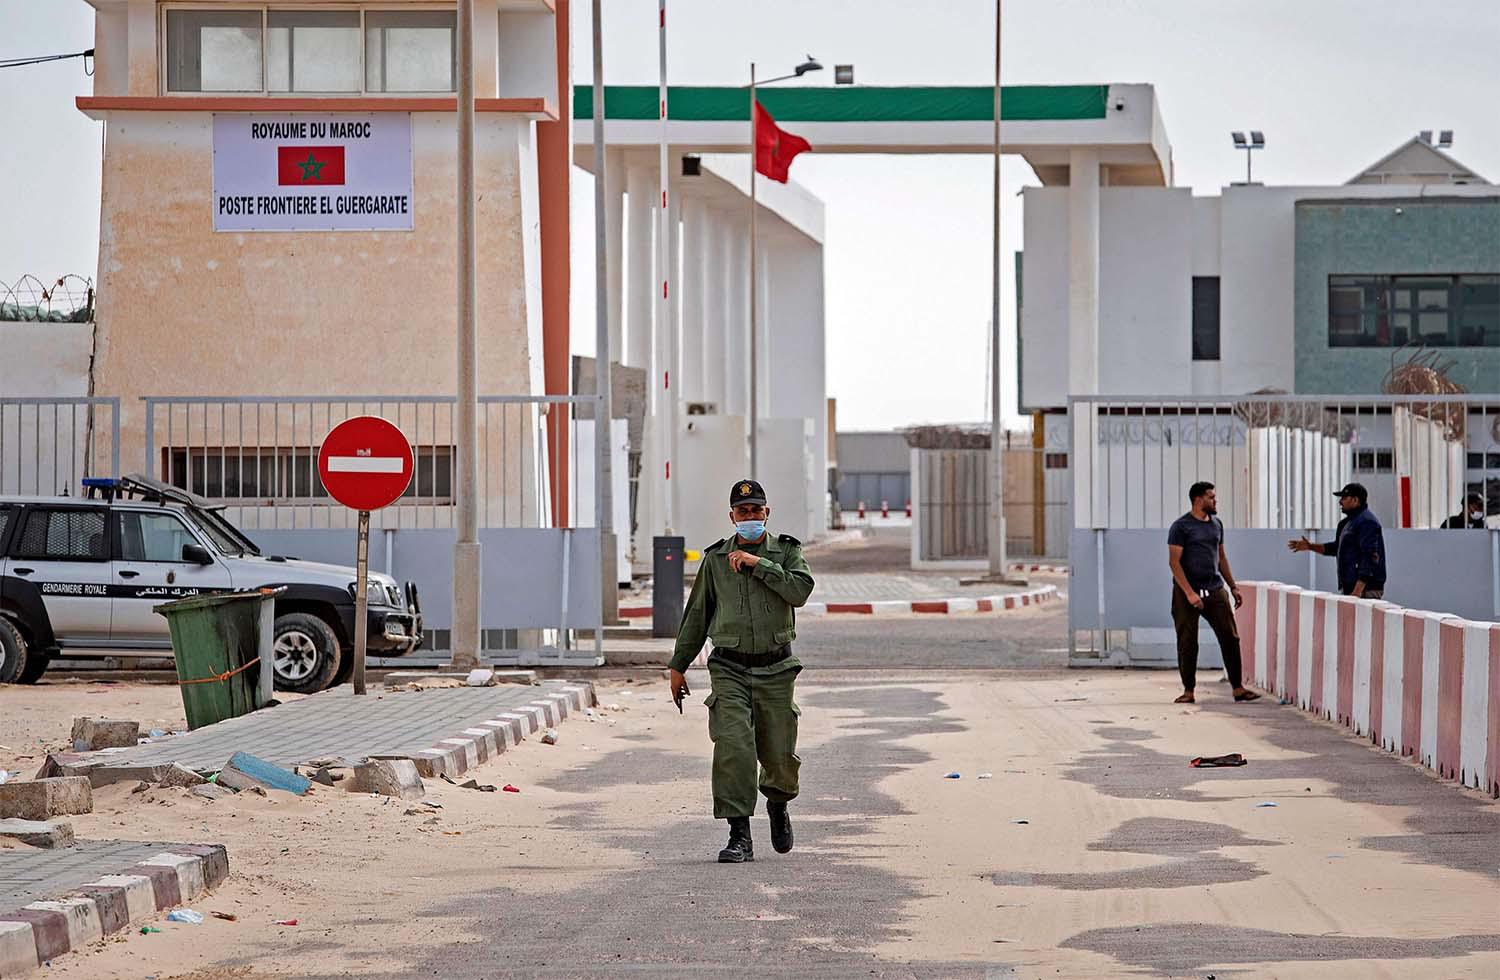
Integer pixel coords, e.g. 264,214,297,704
317,416,415,512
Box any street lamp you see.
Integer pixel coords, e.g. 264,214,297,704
747,57,825,477
1230,130,1265,184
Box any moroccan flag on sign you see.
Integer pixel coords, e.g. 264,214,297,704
277,146,346,185
754,102,810,183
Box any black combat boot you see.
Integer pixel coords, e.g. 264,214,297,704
767,800,793,853
717,816,754,863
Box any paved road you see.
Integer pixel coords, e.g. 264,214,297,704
39,529,1500,980
261,669,1500,980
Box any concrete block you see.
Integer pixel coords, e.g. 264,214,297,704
0,919,38,976
0,777,93,821
24,898,101,950
86,874,157,926
216,752,310,796
158,764,207,788
465,668,496,686
190,783,234,801
347,759,424,800
66,762,206,790
70,717,140,751
0,818,74,849
139,853,204,903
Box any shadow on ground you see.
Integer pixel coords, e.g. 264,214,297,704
274,684,1029,979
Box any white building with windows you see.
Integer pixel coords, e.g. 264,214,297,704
1019,134,1499,407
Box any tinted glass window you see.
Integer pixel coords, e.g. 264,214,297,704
15,509,108,560
165,9,264,93
1191,277,1221,361
119,512,201,563
365,10,456,92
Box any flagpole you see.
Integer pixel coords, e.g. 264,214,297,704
748,61,759,478
658,0,675,534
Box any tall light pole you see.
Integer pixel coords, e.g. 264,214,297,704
747,57,823,476
986,0,1007,578
451,0,481,669
591,0,615,621
1230,130,1265,184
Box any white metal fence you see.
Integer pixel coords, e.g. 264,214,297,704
1066,395,1500,667
141,394,600,530
1068,395,1499,532
0,397,120,496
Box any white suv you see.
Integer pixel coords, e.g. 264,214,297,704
0,475,421,692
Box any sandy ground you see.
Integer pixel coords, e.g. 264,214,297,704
3,669,1498,979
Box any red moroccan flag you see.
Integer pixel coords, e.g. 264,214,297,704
277,146,346,185
754,102,810,183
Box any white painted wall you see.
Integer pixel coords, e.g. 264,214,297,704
1020,182,1499,405
0,322,92,397
0,321,101,495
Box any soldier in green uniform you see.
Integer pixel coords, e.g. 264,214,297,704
668,479,815,863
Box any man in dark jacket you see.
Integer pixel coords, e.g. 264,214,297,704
1288,482,1387,598
1441,493,1487,529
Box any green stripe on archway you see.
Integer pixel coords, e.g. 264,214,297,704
573,85,1108,123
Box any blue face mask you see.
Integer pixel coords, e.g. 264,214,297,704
735,519,767,541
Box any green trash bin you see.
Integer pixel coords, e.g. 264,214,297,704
155,589,281,730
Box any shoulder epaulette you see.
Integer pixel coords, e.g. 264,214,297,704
703,537,728,554
777,533,802,547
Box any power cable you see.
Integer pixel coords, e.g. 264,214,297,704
0,49,94,72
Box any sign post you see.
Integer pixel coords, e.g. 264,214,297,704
317,417,415,695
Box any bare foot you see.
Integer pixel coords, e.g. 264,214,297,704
1174,692,1195,704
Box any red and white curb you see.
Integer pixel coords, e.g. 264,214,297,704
1239,583,1500,797
405,683,596,779
1010,562,1067,575
622,585,1058,620
0,844,228,977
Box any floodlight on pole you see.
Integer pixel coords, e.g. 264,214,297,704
746,56,839,477
1230,129,1266,184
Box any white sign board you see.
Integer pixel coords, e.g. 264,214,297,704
212,114,413,232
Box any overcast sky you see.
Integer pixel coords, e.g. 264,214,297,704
4,1,1497,429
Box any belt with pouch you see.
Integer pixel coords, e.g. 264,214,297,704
712,645,791,669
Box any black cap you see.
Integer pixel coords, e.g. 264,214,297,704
1333,482,1368,503
730,478,767,507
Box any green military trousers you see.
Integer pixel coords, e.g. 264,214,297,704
704,655,801,819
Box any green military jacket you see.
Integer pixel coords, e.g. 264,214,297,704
669,531,815,673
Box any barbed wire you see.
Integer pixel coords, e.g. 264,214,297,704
0,274,95,323
1382,344,1467,441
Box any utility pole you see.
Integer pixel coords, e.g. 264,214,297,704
451,0,481,669
590,0,616,624
986,0,1010,580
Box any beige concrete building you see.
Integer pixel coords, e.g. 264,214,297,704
77,1,570,527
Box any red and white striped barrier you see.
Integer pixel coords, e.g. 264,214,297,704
1237,582,1500,798
621,584,1058,620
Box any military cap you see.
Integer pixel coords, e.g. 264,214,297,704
730,478,767,506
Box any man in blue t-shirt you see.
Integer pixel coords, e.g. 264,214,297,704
1167,481,1260,705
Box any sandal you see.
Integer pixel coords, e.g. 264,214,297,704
1190,753,1247,768
1233,690,1262,703
1174,692,1196,704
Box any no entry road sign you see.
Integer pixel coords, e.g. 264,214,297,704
317,416,414,512
316,416,414,697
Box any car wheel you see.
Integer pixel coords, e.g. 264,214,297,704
271,613,343,694
0,619,38,684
